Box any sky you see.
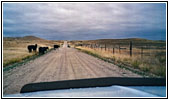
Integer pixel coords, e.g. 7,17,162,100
3,3,166,40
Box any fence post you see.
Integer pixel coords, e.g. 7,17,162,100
119,45,121,54
95,44,96,49
113,47,115,54
95,44,96,50
95,44,97,50
97,44,99,50
105,44,107,51
141,47,143,57
130,41,132,57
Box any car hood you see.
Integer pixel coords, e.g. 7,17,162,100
4,85,166,97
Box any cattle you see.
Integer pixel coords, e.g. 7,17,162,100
54,45,60,50
27,44,37,53
39,47,49,54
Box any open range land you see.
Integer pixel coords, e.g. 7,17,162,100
3,36,166,95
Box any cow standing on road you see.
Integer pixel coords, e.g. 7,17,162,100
68,45,70,48
39,47,49,54
54,45,60,50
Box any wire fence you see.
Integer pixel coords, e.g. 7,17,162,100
75,41,166,58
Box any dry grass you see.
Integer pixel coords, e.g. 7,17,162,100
3,37,63,67
3,48,34,67
76,46,166,77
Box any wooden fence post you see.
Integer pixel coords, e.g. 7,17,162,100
130,41,132,57
94,44,96,50
119,45,121,54
141,47,143,57
105,44,107,51
113,47,115,54
97,44,99,50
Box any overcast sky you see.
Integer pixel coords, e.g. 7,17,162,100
3,3,166,40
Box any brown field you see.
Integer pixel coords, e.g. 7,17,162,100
3,36,63,67
3,37,166,77
70,39,166,77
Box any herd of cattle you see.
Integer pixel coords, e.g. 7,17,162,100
27,44,60,54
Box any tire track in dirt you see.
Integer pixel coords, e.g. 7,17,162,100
76,53,111,77
74,52,100,78
59,49,68,80
66,50,76,80
76,52,124,77
70,51,93,79
33,54,60,82
78,52,141,77
55,53,64,80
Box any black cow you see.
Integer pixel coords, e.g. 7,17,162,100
39,47,48,54
54,45,60,50
27,44,37,53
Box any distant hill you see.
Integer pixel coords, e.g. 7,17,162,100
4,36,46,41
21,36,45,41
72,38,166,48
92,38,164,43
95,38,156,42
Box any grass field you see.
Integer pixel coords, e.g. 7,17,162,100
71,38,166,77
3,36,166,77
3,36,63,67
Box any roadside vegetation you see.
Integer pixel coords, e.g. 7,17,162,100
3,36,63,68
72,39,166,78
76,47,166,78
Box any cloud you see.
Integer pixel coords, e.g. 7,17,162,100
3,3,166,40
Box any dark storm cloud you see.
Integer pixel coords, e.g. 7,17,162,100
3,3,166,40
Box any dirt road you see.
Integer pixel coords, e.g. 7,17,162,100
3,41,141,95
